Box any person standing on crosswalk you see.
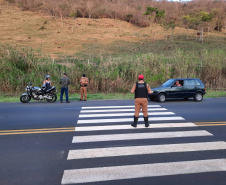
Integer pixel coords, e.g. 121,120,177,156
131,75,152,127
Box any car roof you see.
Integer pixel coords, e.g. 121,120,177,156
170,78,199,80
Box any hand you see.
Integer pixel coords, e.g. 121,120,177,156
148,90,153,94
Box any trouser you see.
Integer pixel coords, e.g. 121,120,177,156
134,98,148,117
80,87,87,100
60,87,69,102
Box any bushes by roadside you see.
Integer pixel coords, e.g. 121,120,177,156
0,44,225,94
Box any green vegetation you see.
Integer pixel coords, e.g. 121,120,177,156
0,91,225,103
144,7,165,23
0,1,225,102
0,93,134,102
0,37,226,96
76,35,226,58
205,90,226,98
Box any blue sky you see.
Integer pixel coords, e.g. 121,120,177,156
167,0,193,2
155,0,193,1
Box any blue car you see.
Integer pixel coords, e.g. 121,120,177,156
148,78,206,103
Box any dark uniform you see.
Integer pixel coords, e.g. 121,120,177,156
131,75,152,127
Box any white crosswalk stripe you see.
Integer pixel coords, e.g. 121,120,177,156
72,130,212,143
75,123,197,131
82,105,161,109
68,141,226,160
77,116,184,124
80,108,167,113
61,104,226,184
79,111,175,118
62,159,226,184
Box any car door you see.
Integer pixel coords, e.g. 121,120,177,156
169,80,184,98
184,79,196,97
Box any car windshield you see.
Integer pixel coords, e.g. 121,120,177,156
162,79,175,87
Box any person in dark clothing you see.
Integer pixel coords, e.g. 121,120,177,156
131,75,152,127
60,73,70,103
43,75,51,90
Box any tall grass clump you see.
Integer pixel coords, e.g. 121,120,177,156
0,45,225,95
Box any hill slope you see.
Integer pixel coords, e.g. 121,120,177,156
1,2,218,59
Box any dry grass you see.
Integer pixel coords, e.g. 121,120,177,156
1,2,221,58
0,1,225,94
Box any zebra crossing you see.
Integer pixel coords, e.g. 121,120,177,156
61,104,226,184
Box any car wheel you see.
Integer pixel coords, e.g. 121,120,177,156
158,93,166,103
194,92,203,102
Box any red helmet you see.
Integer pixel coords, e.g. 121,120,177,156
138,75,144,80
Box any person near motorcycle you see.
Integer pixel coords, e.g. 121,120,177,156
20,82,57,103
43,75,51,90
131,75,152,128
79,74,89,101
60,73,70,103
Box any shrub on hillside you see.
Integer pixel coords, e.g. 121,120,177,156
6,0,226,31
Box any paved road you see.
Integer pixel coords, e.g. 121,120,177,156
0,98,226,185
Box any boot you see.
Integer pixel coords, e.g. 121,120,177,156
131,116,138,127
144,116,149,127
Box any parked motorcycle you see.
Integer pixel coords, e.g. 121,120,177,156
20,82,58,103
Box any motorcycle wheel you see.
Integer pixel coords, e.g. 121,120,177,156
20,95,31,103
46,93,57,103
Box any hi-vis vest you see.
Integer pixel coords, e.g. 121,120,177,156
135,82,147,98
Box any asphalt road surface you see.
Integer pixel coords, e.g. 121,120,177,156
0,97,226,185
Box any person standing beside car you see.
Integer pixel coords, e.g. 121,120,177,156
79,74,89,101
131,75,152,127
60,73,70,103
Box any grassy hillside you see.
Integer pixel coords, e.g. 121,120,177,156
1,2,225,58
0,2,226,95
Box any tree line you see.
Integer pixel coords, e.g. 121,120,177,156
5,0,226,33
